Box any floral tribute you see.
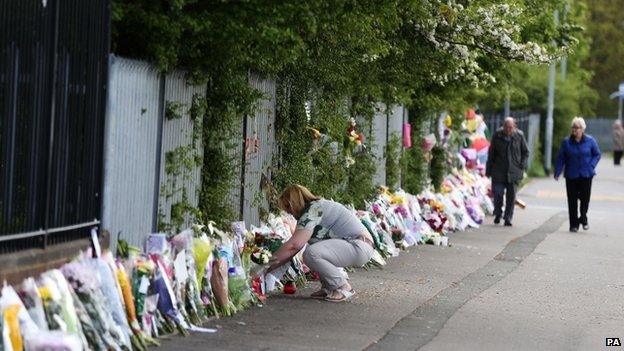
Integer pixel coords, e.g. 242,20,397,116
2,164,494,350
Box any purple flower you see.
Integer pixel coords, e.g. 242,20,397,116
372,203,382,215
61,262,98,294
394,206,409,218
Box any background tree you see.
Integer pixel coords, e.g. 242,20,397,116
582,0,624,117
112,0,578,221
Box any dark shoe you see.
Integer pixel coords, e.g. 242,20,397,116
582,224,589,230
570,227,578,233
504,221,512,227
494,216,501,224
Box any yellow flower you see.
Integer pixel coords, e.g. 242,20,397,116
390,194,406,205
4,304,23,351
444,115,452,128
38,287,52,300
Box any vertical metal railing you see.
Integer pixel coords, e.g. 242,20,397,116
0,0,109,253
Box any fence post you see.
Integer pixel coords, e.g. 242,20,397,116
239,111,248,222
43,0,61,249
151,75,166,232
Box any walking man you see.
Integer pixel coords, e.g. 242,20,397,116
486,117,529,226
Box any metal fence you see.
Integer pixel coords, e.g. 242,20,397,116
102,59,277,249
101,60,413,249
241,75,277,227
586,118,617,152
102,57,208,249
371,104,389,185
0,0,109,253
484,111,541,169
369,104,405,187
101,57,163,249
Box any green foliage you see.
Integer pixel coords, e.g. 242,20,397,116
112,0,580,219
528,137,547,177
430,146,448,193
343,149,376,208
385,134,402,190
158,100,203,233
402,109,433,195
199,74,262,227
271,75,377,209
583,0,624,116
165,101,185,120
478,1,598,169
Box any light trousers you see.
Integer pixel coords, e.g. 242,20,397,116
303,238,374,291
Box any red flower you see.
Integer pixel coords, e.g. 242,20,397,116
251,276,266,301
283,282,297,295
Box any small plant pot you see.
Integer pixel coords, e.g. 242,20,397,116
432,236,442,246
440,237,449,246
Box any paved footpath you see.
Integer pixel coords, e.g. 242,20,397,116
161,160,624,351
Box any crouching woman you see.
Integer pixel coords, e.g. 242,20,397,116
266,184,374,302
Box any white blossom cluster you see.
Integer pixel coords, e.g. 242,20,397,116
415,0,567,86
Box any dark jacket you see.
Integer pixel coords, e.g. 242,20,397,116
554,134,601,179
486,128,529,183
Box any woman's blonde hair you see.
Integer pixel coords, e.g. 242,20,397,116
571,117,586,130
278,185,320,219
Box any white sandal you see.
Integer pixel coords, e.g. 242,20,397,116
324,288,355,303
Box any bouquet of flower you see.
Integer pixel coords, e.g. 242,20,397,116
250,247,272,265
19,278,48,331
60,262,122,350
210,254,234,317
89,256,133,349
116,261,157,351
345,118,365,147
41,270,84,339
36,276,65,332
130,256,159,337
1,284,41,351
23,331,82,351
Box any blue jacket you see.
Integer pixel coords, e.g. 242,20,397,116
554,134,601,179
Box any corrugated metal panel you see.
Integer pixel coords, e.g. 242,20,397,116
371,103,388,186
388,105,404,140
387,105,404,188
102,56,162,249
242,75,276,226
157,71,205,230
226,112,244,221
586,118,617,152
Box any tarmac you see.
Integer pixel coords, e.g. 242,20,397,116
161,159,624,351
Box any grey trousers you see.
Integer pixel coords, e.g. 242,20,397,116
303,239,374,291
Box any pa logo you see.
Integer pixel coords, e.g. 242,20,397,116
606,338,622,346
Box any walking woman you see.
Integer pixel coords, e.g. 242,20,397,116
613,120,624,166
266,185,375,302
554,117,601,232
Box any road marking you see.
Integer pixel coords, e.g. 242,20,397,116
366,212,567,351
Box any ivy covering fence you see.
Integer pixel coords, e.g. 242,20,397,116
109,0,583,233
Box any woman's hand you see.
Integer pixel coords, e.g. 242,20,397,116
265,228,312,274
